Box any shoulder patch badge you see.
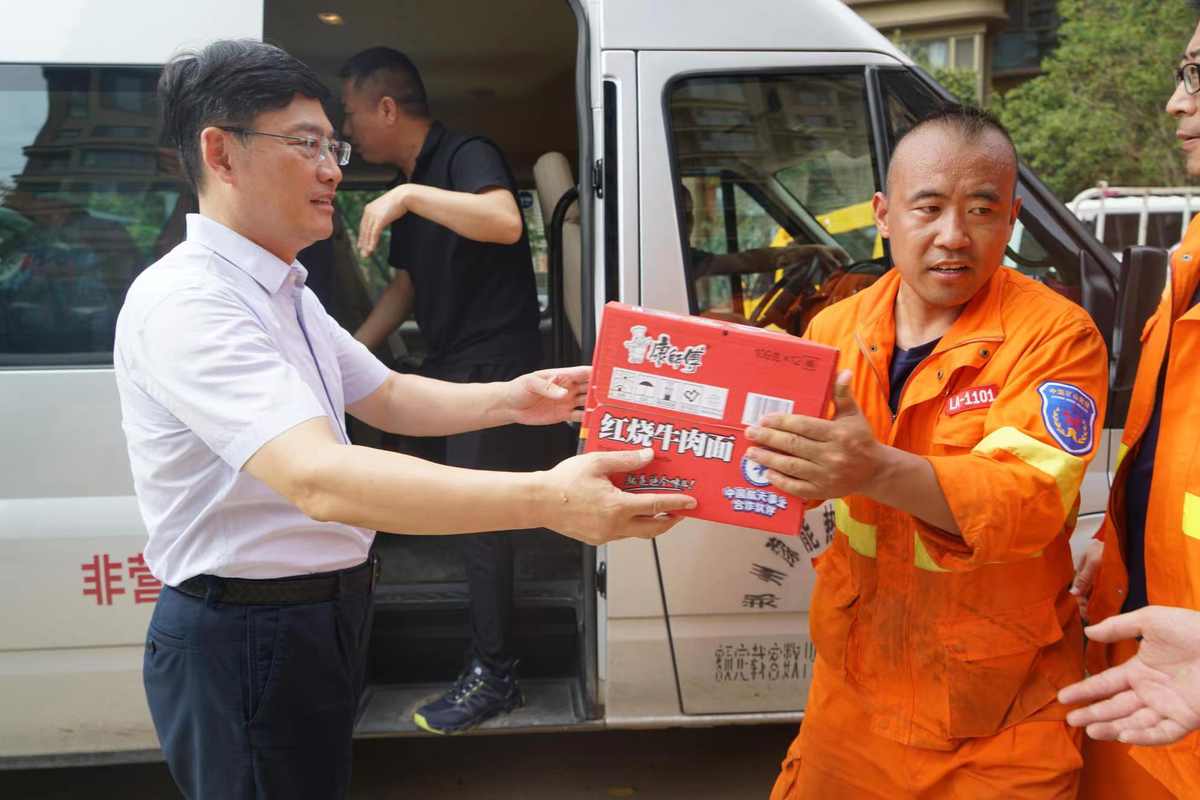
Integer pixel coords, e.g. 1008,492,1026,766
1037,381,1097,455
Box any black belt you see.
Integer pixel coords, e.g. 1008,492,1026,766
176,556,378,605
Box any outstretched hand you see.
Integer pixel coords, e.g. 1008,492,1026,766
1060,605,1200,746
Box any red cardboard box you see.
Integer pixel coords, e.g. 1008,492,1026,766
580,302,839,536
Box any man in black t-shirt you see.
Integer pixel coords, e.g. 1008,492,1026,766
339,47,541,735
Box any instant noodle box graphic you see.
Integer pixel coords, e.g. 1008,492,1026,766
581,302,839,535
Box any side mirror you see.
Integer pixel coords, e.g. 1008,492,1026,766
1108,246,1169,424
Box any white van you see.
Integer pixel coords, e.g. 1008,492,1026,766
0,0,1160,767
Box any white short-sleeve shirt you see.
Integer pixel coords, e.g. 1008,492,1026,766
114,214,390,585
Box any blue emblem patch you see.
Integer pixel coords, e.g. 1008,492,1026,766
1037,381,1097,455
741,455,772,487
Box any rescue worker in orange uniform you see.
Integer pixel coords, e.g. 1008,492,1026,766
1060,7,1200,796
747,105,1109,798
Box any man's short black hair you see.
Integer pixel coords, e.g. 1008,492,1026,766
338,47,430,118
886,103,1019,198
158,39,330,193
1187,0,1200,12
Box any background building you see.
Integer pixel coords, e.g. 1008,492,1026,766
844,0,1062,101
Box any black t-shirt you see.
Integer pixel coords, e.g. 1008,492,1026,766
387,121,541,372
1122,281,1200,612
297,237,337,317
888,337,941,413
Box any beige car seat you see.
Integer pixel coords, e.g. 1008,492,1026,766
532,152,583,349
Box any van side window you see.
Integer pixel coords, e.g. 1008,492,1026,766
669,72,883,335
0,65,187,367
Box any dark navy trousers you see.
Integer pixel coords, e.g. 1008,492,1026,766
143,577,374,799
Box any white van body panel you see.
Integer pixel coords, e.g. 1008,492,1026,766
1,370,132,499
0,647,156,762
0,370,154,760
600,0,909,60
1,0,262,64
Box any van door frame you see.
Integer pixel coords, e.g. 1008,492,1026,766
565,0,606,720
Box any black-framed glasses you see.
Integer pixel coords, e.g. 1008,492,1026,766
219,127,351,166
1176,62,1200,94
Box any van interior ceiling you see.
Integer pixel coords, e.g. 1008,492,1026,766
268,0,580,188
264,0,592,734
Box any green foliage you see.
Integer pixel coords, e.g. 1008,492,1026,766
926,65,980,108
995,0,1196,200
334,189,393,292
895,35,981,107
76,189,175,258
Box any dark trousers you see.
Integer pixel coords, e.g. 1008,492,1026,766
410,360,535,674
143,568,374,800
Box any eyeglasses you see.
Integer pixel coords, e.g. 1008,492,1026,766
1175,62,1200,94
219,127,351,166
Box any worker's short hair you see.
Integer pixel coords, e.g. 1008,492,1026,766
886,103,1019,199
159,39,329,194
338,47,431,119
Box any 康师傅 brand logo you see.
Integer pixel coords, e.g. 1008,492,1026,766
624,325,705,373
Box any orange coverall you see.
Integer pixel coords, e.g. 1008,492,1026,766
770,266,1108,799
1079,215,1200,800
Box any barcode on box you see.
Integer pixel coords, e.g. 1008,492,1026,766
742,393,794,425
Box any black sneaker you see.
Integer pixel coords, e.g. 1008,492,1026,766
413,659,524,735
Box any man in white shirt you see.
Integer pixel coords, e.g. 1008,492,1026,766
114,39,692,800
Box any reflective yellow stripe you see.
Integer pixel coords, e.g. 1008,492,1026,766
1116,442,1129,470
973,427,1086,514
1184,492,1200,541
835,499,877,558
913,532,951,572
